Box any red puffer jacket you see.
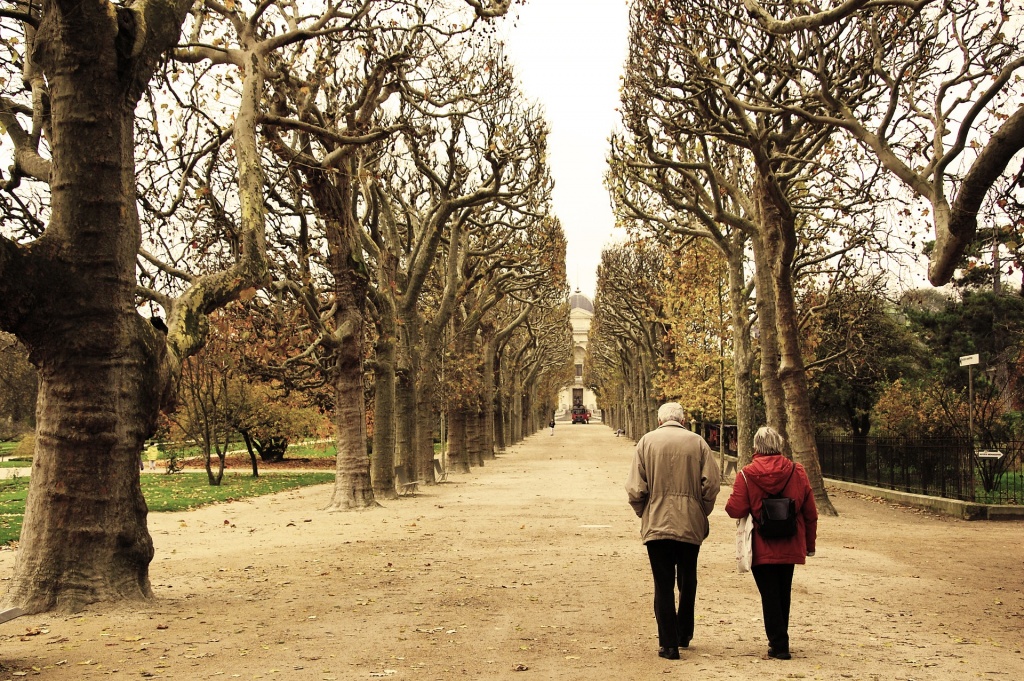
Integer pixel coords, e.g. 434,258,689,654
725,453,818,566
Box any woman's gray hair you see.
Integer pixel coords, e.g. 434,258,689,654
657,402,686,425
753,426,785,454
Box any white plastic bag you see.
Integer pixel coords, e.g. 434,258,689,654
736,514,754,572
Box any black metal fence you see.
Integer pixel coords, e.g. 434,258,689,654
817,434,1024,505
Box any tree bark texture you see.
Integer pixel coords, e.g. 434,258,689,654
371,304,398,499
1,0,268,612
395,355,417,476
8,324,164,612
754,175,837,516
492,347,507,452
448,402,469,474
469,409,485,467
396,310,432,484
407,310,443,484
413,357,440,484
327,283,377,509
0,0,196,613
481,332,498,460
750,230,788,440
462,330,485,467
449,324,473,471
311,170,376,511
507,369,521,444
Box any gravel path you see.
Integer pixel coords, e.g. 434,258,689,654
0,423,1020,680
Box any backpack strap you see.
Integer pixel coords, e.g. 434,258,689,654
740,469,754,507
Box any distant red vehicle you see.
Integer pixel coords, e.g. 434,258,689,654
571,406,590,424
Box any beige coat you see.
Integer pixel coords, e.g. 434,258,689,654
625,421,721,545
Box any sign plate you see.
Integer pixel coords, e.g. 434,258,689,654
959,354,980,366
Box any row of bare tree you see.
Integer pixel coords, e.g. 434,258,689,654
0,0,572,614
594,0,1023,517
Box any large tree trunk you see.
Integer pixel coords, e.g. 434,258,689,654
624,392,634,439
395,336,417,475
315,169,376,511
466,408,483,467
508,369,521,444
448,403,470,474
515,384,525,444
464,334,486,467
521,388,532,437
410,328,439,484
371,299,398,499
492,347,507,452
523,368,543,436
755,175,837,516
8,324,164,613
481,334,498,460
327,284,376,509
642,358,657,433
750,230,788,440
1,1,185,613
409,314,441,484
2,0,267,613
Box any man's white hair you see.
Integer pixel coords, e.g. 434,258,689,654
657,402,686,425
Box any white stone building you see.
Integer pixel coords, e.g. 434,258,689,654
557,292,598,418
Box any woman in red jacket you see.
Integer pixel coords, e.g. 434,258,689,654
725,426,817,660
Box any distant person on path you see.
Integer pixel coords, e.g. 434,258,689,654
146,442,160,471
625,402,721,660
725,426,818,660
549,418,555,436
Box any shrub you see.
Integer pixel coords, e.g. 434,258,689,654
12,434,34,460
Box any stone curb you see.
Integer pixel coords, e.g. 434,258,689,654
826,477,1024,521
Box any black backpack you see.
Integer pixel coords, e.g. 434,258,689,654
745,466,798,539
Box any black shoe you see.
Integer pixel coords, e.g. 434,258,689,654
658,646,680,660
680,639,690,649
768,648,791,660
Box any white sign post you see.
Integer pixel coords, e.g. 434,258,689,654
961,354,980,499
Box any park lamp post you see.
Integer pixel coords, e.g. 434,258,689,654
960,353,979,499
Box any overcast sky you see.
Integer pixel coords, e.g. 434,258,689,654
500,0,630,300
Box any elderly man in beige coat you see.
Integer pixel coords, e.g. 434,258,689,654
626,402,721,660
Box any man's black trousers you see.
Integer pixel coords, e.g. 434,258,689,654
645,539,700,648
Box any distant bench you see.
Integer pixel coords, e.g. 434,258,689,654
395,467,423,496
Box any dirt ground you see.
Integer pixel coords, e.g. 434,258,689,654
0,423,1021,681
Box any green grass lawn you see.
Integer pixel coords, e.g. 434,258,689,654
973,469,1023,504
0,440,27,466
283,443,336,459
0,471,334,546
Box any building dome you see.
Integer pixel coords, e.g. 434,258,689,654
569,292,594,314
